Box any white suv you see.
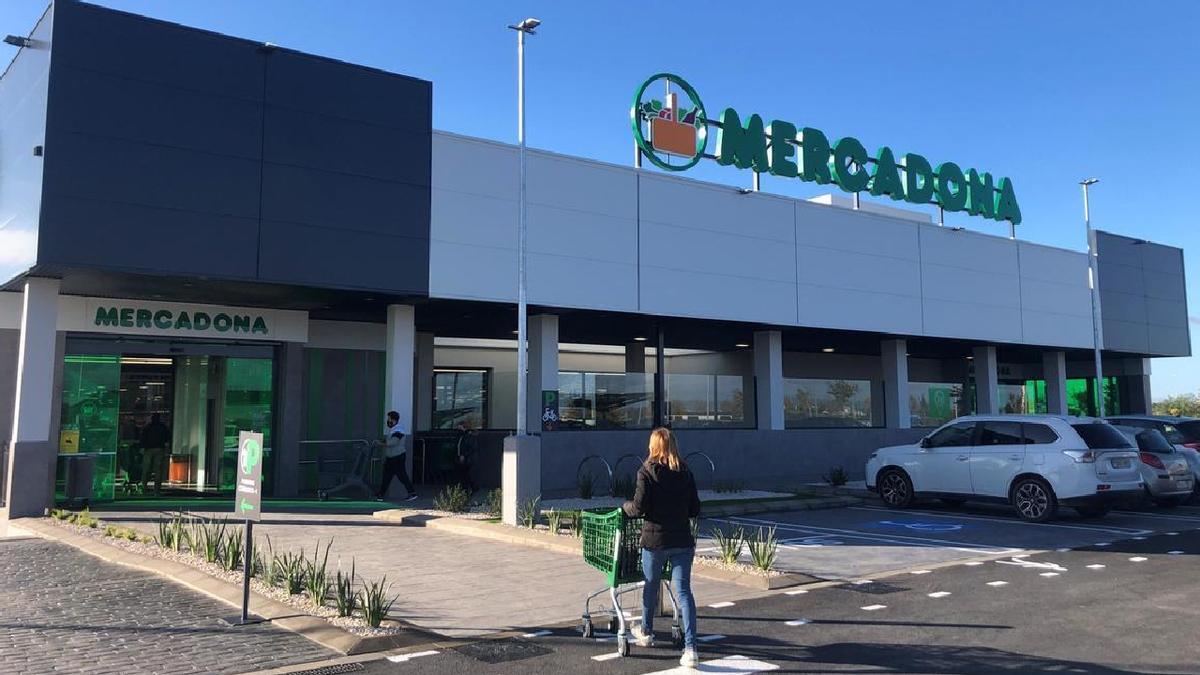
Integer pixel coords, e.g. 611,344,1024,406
865,415,1142,522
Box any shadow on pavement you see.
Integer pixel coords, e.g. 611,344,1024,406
792,642,1147,674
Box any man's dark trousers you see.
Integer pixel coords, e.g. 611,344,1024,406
378,454,415,497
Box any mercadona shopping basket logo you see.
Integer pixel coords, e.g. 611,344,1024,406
630,73,707,172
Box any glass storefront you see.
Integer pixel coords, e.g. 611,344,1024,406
557,372,653,429
909,382,973,428
1024,376,1120,417
784,378,877,428
666,374,754,429
55,341,275,503
433,368,489,429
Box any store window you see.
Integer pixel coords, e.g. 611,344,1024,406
666,374,753,429
783,378,876,428
909,382,973,428
558,372,653,429
1022,377,1120,417
433,369,489,429
57,355,121,501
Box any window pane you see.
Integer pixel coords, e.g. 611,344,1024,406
979,421,1023,445
784,378,875,427
433,369,488,429
557,372,653,429
928,421,976,448
909,383,971,428
998,385,1026,414
1071,423,1132,450
668,374,753,429
1022,424,1058,444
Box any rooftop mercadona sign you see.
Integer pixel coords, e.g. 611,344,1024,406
631,73,1022,225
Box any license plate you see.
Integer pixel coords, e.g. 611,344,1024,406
1177,480,1193,489
1111,458,1132,469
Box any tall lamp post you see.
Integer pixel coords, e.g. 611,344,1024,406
1081,178,1105,417
509,17,540,436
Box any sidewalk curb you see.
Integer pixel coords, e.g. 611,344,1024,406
16,518,441,656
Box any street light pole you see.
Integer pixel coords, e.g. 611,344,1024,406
509,18,540,437
1081,178,1105,417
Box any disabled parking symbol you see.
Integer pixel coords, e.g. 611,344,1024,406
877,520,964,532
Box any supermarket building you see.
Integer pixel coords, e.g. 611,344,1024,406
0,1,1190,519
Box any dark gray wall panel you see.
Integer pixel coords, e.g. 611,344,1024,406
1097,231,1190,356
260,164,429,236
0,329,18,446
258,220,429,291
265,51,430,130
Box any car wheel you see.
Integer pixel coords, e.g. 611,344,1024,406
939,497,968,506
878,469,914,509
1075,504,1110,518
1011,477,1057,522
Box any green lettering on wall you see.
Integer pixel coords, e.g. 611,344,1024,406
135,309,152,328
232,315,250,333
715,108,769,172
966,169,996,219
192,312,211,330
174,312,192,330
830,137,870,192
252,317,269,335
94,307,119,327
995,177,1022,225
798,127,832,184
153,310,172,329
901,153,934,204
766,120,798,178
119,308,135,328
868,147,904,200
935,162,967,211
214,314,233,332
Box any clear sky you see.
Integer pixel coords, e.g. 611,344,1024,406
3,1,1198,398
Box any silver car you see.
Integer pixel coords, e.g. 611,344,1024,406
1111,425,1194,506
1106,415,1200,502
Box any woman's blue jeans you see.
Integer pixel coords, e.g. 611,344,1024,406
640,547,697,648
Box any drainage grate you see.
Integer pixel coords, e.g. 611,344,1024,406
290,663,365,675
835,581,908,595
454,638,553,664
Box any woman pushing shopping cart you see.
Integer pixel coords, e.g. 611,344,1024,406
580,427,701,667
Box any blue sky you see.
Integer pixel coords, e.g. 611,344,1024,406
3,1,1198,398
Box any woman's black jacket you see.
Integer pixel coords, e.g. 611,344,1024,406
621,461,701,550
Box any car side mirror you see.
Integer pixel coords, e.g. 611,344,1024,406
919,437,932,449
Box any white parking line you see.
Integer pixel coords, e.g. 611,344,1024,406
928,591,951,598
1166,532,1180,536
784,588,808,595
698,634,727,642
1168,550,1184,555
642,655,780,674
1129,557,1148,562
853,506,1150,536
592,652,622,662
522,630,553,638
785,619,810,626
910,570,932,575
1112,510,1200,524
387,650,439,663
719,516,1022,554
861,604,887,611
1040,572,1060,577
987,581,1008,586
964,561,984,566
1087,564,1106,569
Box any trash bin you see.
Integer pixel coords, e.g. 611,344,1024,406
64,454,96,505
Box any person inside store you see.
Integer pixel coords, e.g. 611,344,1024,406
453,422,478,494
139,413,172,496
374,410,418,502
622,427,701,668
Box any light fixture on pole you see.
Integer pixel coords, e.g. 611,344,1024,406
509,17,540,436
1081,177,1105,417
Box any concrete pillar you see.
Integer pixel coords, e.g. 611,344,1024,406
1124,358,1152,415
753,331,784,430
526,315,559,433
272,342,305,497
415,332,434,431
1042,351,1068,415
882,339,909,429
624,342,646,374
5,278,61,518
973,345,999,415
384,305,415,485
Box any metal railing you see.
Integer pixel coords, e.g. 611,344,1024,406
297,439,377,499
0,440,7,508
575,455,614,496
684,451,717,489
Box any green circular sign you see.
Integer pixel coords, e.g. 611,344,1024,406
240,437,262,474
631,73,707,172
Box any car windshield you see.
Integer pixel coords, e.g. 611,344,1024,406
1173,420,1200,443
1071,423,1133,450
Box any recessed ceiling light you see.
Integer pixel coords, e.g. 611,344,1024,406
822,347,835,353
735,343,750,348
511,330,519,335
633,336,647,342
966,356,974,360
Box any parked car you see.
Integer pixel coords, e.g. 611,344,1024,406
866,415,1142,522
1105,415,1200,502
1109,425,1194,506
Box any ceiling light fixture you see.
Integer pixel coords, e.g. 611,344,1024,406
735,343,750,348
822,347,835,353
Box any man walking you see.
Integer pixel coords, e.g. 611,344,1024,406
139,413,171,496
375,410,418,502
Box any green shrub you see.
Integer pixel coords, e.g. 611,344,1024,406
50,508,71,521
278,550,307,595
518,495,541,529
221,528,245,572
156,512,188,552
193,518,227,564
711,525,744,565
611,474,636,500
432,484,471,513
360,576,397,628
263,535,283,587
485,488,503,519
304,539,333,606
335,560,358,618
545,509,563,534
577,472,595,500
823,465,849,487
746,526,779,572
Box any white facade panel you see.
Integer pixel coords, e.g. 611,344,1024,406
429,240,516,302
797,284,924,334
1017,243,1088,286
639,175,794,242
1021,309,1095,349
640,265,797,325
527,253,638,312
795,204,921,261
1020,278,1093,317
527,153,637,220
796,247,921,299
921,263,1021,309
919,226,1019,275
923,298,1023,342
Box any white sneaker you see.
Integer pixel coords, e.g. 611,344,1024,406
630,623,655,647
680,647,699,668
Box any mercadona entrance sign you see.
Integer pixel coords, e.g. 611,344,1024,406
631,73,1021,226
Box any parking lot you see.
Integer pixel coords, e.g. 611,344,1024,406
702,499,1200,580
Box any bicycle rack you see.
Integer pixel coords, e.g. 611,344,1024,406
684,451,717,489
610,454,643,498
575,455,614,497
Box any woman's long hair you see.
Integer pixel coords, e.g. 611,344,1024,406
648,427,684,471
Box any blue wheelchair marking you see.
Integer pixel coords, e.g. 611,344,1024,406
875,520,965,532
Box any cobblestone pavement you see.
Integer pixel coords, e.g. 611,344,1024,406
0,538,335,675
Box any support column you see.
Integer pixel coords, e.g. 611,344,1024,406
415,332,434,431
624,342,646,374
753,331,784,430
1042,351,1068,415
1124,358,1152,415
881,339,909,429
973,345,999,415
504,315,554,526
5,278,61,518
384,305,415,488
273,342,305,497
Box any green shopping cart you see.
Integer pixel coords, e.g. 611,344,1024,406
579,508,682,657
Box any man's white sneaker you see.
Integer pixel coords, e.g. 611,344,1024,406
679,647,699,667
630,624,655,647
